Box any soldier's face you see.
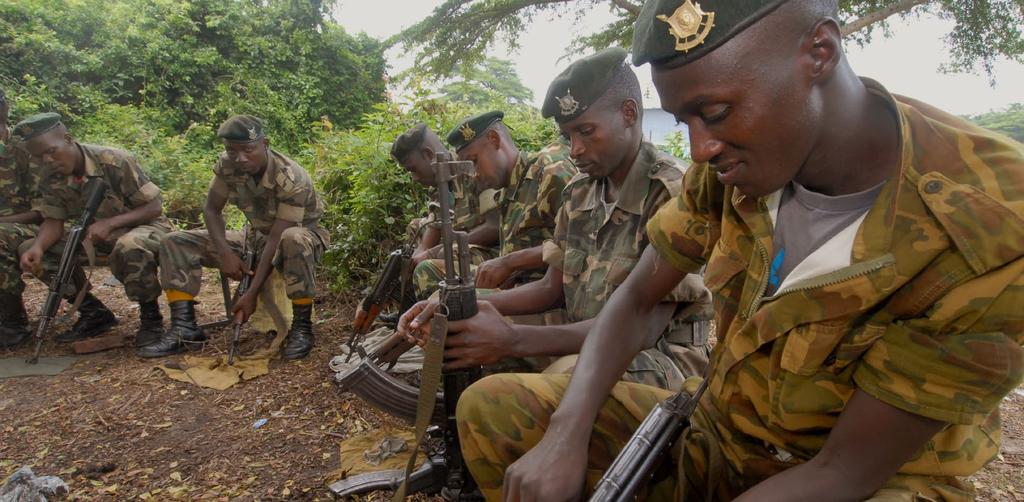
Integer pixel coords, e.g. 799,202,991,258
27,130,78,176
651,31,819,198
400,149,437,186
559,102,637,178
459,133,506,190
224,139,269,176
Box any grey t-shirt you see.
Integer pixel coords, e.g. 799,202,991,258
766,180,885,295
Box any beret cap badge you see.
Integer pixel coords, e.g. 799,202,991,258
459,123,476,142
555,89,581,117
247,126,258,140
657,0,715,53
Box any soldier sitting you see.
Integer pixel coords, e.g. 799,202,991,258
139,115,329,360
16,113,172,347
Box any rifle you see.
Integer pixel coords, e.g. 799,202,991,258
331,152,482,501
345,245,416,365
28,178,109,364
589,377,709,502
227,231,257,365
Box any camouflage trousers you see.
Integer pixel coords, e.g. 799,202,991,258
412,246,496,299
159,227,326,299
0,223,38,297
457,374,975,502
543,337,709,392
18,222,170,303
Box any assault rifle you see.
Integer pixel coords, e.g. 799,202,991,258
344,245,417,366
589,378,709,502
227,232,258,365
28,178,109,364
331,152,482,501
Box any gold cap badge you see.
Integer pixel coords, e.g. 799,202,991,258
657,0,715,53
459,123,476,142
247,126,258,140
555,89,581,117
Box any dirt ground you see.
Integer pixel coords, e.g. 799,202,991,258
1,268,1022,501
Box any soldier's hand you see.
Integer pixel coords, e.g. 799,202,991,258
85,219,114,243
231,290,258,324
19,246,44,275
503,432,588,502
475,256,513,289
397,297,440,347
444,301,516,369
219,250,250,281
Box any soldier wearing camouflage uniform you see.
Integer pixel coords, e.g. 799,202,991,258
16,113,172,347
391,124,499,299
0,89,43,347
139,115,328,360
411,111,576,295
399,48,713,390
456,1,1024,501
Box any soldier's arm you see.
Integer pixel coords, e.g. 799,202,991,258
28,218,64,252
97,197,161,231
100,155,163,230
0,210,42,225
466,208,499,247
483,263,563,315
203,187,232,256
246,216,295,298
412,224,441,264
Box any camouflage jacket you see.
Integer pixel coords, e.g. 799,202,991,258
543,141,710,326
36,143,171,229
496,140,576,257
423,167,497,233
0,126,38,217
647,78,1024,482
210,149,329,243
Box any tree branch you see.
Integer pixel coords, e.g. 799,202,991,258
609,0,641,16
840,0,931,37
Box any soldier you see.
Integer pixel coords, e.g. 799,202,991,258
139,115,328,360
411,111,576,295
16,113,171,347
391,124,499,297
457,0,1024,501
0,90,43,347
399,48,713,390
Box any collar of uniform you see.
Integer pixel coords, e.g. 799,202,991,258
500,151,530,205
576,142,657,215
67,142,99,186
258,149,280,190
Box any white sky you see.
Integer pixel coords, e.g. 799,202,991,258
334,1,1023,116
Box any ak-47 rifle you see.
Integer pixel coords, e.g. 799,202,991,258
331,152,482,501
28,178,109,364
589,378,709,502
227,230,257,365
344,245,417,365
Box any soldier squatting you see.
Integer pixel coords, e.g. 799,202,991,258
2,0,1023,500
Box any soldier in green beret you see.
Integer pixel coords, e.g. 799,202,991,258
390,123,499,296
0,89,44,347
399,47,714,390
140,115,329,360
457,0,1024,500
16,112,173,347
409,111,577,297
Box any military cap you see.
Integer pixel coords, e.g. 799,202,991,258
542,47,629,123
632,0,788,67
446,110,504,152
391,123,428,162
217,114,265,142
13,112,63,141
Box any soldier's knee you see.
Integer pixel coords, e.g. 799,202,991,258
159,230,191,250
279,227,307,250
456,374,518,425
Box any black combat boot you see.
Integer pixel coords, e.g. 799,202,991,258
282,303,314,360
134,299,164,347
54,293,118,343
136,301,206,358
0,292,31,348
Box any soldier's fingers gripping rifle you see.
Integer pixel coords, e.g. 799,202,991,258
589,377,709,502
28,178,109,364
227,229,258,365
331,152,482,501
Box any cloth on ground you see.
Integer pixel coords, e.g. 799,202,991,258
0,356,77,379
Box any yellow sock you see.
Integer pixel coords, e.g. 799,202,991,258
165,289,195,303
292,297,313,306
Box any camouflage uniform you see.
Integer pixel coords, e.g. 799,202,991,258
0,126,39,297
540,142,712,390
19,143,171,302
413,140,576,294
159,149,328,300
457,81,1024,500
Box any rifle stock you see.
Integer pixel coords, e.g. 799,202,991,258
28,179,109,364
346,247,415,362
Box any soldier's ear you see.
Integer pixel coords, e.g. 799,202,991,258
420,146,435,163
486,129,502,150
621,99,639,128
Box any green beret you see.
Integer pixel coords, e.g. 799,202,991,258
446,110,504,152
13,112,63,141
391,123,428,162
217,114,265,142
542,47,629,123
632,0,787,67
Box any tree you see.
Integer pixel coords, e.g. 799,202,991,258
968,103,1024,142
395,0,1023,81
438,57,534,106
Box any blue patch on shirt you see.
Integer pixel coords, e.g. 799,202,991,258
769,248,785,288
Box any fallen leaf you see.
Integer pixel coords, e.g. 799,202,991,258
170,471,183,481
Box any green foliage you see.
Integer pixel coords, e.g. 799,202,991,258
439,57,535,106
967,103,1024,143
660,130,692,164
